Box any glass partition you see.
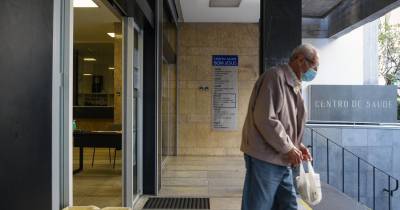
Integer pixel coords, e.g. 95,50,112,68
160,4,178,162
74,43,114,107
72,1,123,207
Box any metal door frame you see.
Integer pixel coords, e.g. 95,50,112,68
52,0,73,208
123,17,144,207
135,22,144,202
53,2,144,209
123,17,133,207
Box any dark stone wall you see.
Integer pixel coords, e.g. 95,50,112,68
0,0,53,210
260,0,301,73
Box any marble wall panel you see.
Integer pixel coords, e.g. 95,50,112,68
177,23,259,155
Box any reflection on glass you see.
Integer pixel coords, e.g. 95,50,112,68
161,6,178,163
73,1,123,207
132,28,140,198
163,6,177,53
74,43,115,107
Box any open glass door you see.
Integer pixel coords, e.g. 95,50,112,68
123,17,143,207
72,1,124,207
132,25,143,202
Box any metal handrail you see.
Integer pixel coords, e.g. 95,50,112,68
306,127,399,210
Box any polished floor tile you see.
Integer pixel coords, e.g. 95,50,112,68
154,156,311,210
73,148,122,208
159,156,245,210
73,153,310,210
210,197,242,210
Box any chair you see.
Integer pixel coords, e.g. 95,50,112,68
91,124,122,168
109,124,122,168
113,144,122,168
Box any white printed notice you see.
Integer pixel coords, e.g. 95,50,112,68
212,55,238,131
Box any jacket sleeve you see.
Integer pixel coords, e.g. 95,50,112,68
252,71,295,154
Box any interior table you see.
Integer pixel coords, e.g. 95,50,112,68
73,130,122,174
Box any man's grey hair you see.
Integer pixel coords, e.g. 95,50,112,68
289,43,318,61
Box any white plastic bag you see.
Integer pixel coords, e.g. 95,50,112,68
296,161,322,206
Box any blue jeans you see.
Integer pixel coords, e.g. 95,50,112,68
241,154,298,210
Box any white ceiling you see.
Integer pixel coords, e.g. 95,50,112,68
180,0,260,23
74,0,121,43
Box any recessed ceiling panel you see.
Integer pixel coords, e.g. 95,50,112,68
74,0,121,43
180,0,259,22
302,0,344,17
180,0,345,22
209,0,242,7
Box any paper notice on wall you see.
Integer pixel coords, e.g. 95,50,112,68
212,55,238,131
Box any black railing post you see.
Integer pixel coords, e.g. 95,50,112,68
342,147,345,193
306,127,400,210
373,167,376,210
388,177,391,210
358,157,360,202
327,140,330,184
311,129,314,165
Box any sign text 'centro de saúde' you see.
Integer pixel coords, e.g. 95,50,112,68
308,85,398,123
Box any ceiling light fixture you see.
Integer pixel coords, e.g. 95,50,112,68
83,58,96,62
83,73,93,76
209,0,242,7
107,32,116,38
108,67,115,70
73,0,98,8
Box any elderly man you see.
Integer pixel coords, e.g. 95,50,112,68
241,44,319,210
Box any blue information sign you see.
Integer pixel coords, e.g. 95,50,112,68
212,55,239,130
212,55,239,67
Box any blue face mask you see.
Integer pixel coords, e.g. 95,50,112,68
302,68,317,82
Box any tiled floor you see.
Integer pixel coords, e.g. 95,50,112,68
71,152,310,210
133,155,311,210
73,148,122,208
161,156,245,198
148,155,245,210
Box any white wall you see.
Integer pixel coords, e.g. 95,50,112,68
302,26,365,86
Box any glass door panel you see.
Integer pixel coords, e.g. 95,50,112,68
132,28,141,198
123,18,142,207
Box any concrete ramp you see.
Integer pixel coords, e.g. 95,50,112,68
311,182,370,210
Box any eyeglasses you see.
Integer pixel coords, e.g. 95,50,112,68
304,57,319,71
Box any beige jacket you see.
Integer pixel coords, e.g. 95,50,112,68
240,64,306,166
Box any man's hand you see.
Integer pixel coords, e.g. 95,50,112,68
287,147,302,166
299,144,313,161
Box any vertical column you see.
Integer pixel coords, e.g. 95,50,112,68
260,0,302,74
114,22,123,124
363,19,379,85
0,0,54,209
156,0,163,193
142,0,158,195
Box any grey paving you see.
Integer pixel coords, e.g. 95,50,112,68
313,182,369,210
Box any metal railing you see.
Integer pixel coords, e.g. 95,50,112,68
306,127,399,210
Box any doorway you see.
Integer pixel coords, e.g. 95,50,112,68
69,0,143,208
72,0,123,207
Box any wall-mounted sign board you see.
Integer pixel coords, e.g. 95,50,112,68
212,55,239,131
307,85,398,123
